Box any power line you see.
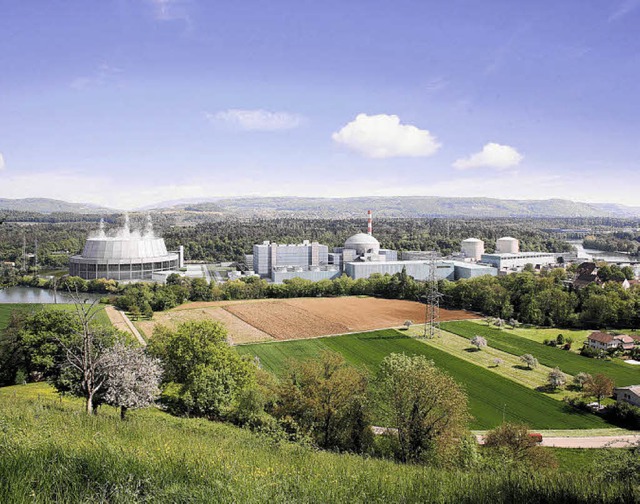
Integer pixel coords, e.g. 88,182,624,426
422,253,443,339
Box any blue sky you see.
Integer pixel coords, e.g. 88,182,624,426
1,0,639,209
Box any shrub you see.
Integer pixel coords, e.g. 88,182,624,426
602,402,640,430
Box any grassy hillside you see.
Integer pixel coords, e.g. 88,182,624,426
442,321,640,386
0,383,630,503
0,303,112,330
237,330,606,430
0,304,39,330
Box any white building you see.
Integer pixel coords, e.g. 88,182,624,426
614,386,640,408
496,237,519,254
480,252,557,271
461,238,485,261
253,240,328,277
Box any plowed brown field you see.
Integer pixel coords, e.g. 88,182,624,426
136,306,273,344
138,297,478,344
225,297,477,341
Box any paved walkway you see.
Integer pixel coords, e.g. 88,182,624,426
540,435,640,448
475,434,640,449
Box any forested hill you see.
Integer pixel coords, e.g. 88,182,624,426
151,196,640,219
0,198,113,215
2,196,640,219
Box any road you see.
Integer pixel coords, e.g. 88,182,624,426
539,435,640,448
475,434,640,449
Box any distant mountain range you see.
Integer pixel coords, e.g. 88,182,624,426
1,196,640,219
149,196,640,219
0,198,115,215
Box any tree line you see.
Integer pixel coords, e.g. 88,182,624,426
0,216,589,269
441,268,640,329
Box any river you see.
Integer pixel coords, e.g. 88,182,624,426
567,240,637,263
0,286,103,304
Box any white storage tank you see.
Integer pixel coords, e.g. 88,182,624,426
461,238,485,261
496,237,519,254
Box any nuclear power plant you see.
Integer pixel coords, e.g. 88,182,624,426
69,216,183,281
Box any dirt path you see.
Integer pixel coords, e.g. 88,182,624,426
105,306,146,347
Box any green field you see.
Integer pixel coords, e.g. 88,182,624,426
442,321,640,387
0,304,40,330
509,326,592,347
237,330,606,430
0,303,112,330
0,383,626,503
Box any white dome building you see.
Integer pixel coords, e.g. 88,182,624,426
69,217,180,281
344,232,380,256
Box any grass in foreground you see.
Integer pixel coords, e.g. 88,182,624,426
0,383,632,503
237,330,607,430
442,321,640,387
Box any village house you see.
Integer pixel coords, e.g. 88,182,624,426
614,386,640,408
586,332,635,351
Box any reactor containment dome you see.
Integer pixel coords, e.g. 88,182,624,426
69,217,180,281
344,232,380,256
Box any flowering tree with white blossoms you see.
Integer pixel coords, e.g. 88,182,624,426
102,342,163,420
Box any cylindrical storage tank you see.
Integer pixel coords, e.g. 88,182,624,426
461,238,485,261
496,237,519,254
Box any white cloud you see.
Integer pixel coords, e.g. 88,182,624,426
0,153,4,170
453,142,523,170
210,109,304,131
332,113,441,159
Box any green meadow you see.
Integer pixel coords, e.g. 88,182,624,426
237,330,606,430
0,302,112,330
441,321,640,386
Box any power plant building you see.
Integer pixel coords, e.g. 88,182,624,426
345,260,455,281
69,217,181,281
496,237,519,254
253,240,329,277
450,261,498,279
480,252,557,271
461,238,485,261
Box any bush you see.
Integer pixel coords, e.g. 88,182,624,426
580,345,601,358
563,396,591,413
602,402,640,430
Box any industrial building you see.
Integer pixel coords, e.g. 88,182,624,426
271,265,341,283
253,240,328,277
345,260,455,281
496,237,519,254
461,238,485,261
450,261,498,279
252,212,501,284
480,251,557,271
69,217,183,281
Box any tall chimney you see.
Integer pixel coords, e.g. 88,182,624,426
367,210,373,236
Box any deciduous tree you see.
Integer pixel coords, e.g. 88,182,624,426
102,342,162,420
584,373,614,406
375,353,469,464
519,354,538,370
